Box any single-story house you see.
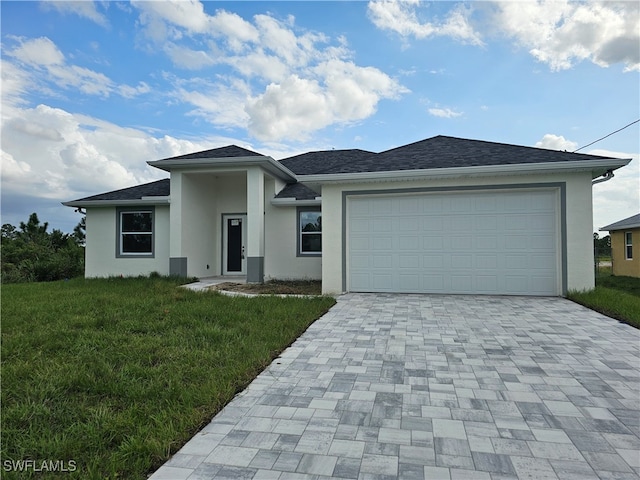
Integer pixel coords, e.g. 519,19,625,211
64,135,630,296
600,213,640,278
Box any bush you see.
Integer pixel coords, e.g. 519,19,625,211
1,213,85,283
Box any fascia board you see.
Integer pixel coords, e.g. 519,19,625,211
62,198,171,208
270,198,322,207
148,155,297,181
295,158,632,184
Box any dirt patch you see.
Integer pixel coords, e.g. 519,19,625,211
211,280,322,295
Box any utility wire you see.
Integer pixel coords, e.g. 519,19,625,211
572,118,640,153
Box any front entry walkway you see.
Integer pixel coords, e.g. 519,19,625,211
150,294,640,480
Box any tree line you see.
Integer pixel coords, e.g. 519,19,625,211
1,213,85,283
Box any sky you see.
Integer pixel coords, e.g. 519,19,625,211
1,0,639,236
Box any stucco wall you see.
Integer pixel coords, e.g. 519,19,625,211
264,204,322,281
320,171,594,295
610,229,640,277
85,205,170,277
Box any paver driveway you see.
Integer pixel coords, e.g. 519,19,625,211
150,294,640,480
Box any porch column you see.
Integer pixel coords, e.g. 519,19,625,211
246,167,264,283
169,172,187,277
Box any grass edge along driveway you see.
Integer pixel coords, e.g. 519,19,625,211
567,273,640,329
1,277,336,480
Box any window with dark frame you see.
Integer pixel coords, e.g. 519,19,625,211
625,231,633,260
299,209,321,255
119,210,153,256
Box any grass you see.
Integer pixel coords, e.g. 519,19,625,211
1,277,335,479
567,271,640,329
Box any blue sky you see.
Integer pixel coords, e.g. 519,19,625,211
1,0,638,235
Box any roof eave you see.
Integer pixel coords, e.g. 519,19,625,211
62,198,171,208
148,155,297,181
600,223,640,232
296,158,632,184
270,197,322,207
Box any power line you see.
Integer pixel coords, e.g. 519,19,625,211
573,118,640,153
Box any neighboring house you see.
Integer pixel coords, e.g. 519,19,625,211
600,213,640,278
64,135,630,296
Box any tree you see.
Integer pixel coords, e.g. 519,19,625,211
1,213,85,283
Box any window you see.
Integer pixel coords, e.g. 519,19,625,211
117,208,154,257
625,232,633,260
298,208,321,256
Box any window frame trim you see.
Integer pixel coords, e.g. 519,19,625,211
625,231,633,260
116,207,155,258
296,206,322,257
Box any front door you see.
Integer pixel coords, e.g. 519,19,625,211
222,214,247,275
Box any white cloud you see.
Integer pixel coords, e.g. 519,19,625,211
4,36,152,101
131,4,408,141
8,36,65,66
428,107,462,119
0,103,242,206
246,62,408,141
535,133,578,152
366,1,639,72
492,1,640,72
367,0,483,45
41,1,109,27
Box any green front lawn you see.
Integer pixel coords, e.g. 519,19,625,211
568,272,640,329
1,277,335,479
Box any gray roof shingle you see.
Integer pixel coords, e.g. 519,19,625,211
67,179,170,203
274,183,319,200
600,213,640,231
158,145,264,161
279,149,375,175
279,135,617,175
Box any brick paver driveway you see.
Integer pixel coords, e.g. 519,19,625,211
151,294,640,480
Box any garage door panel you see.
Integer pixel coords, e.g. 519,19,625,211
372,237,393,250
399,236,420,250
452,255,472,269
423,255,443,268
348,190,559,295
399,255,420,268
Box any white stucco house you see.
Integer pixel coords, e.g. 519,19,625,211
63,135,630,296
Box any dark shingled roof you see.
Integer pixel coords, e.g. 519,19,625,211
600,213,640,231
279,135,615,175
275,183,319,200
279,149,375,175
158,145,264,161
69,179,170,203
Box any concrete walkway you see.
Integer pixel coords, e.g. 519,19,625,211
150,294,640,480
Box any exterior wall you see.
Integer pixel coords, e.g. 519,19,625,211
180,173,220,278
321,171,594,295
610,228,640,277
264,179,322,280
84,205,170,277
177,172,248,278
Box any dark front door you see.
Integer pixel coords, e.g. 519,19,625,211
227,218,243,272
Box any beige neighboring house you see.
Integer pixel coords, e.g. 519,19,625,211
64,135,631,296
600,213,640,278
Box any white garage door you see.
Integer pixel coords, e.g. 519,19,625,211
348,189,559,295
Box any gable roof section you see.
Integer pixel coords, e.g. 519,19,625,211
63,179,170,207
600,213,640,231
156,145,264,161
148,144,296,181
281,136,623,175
